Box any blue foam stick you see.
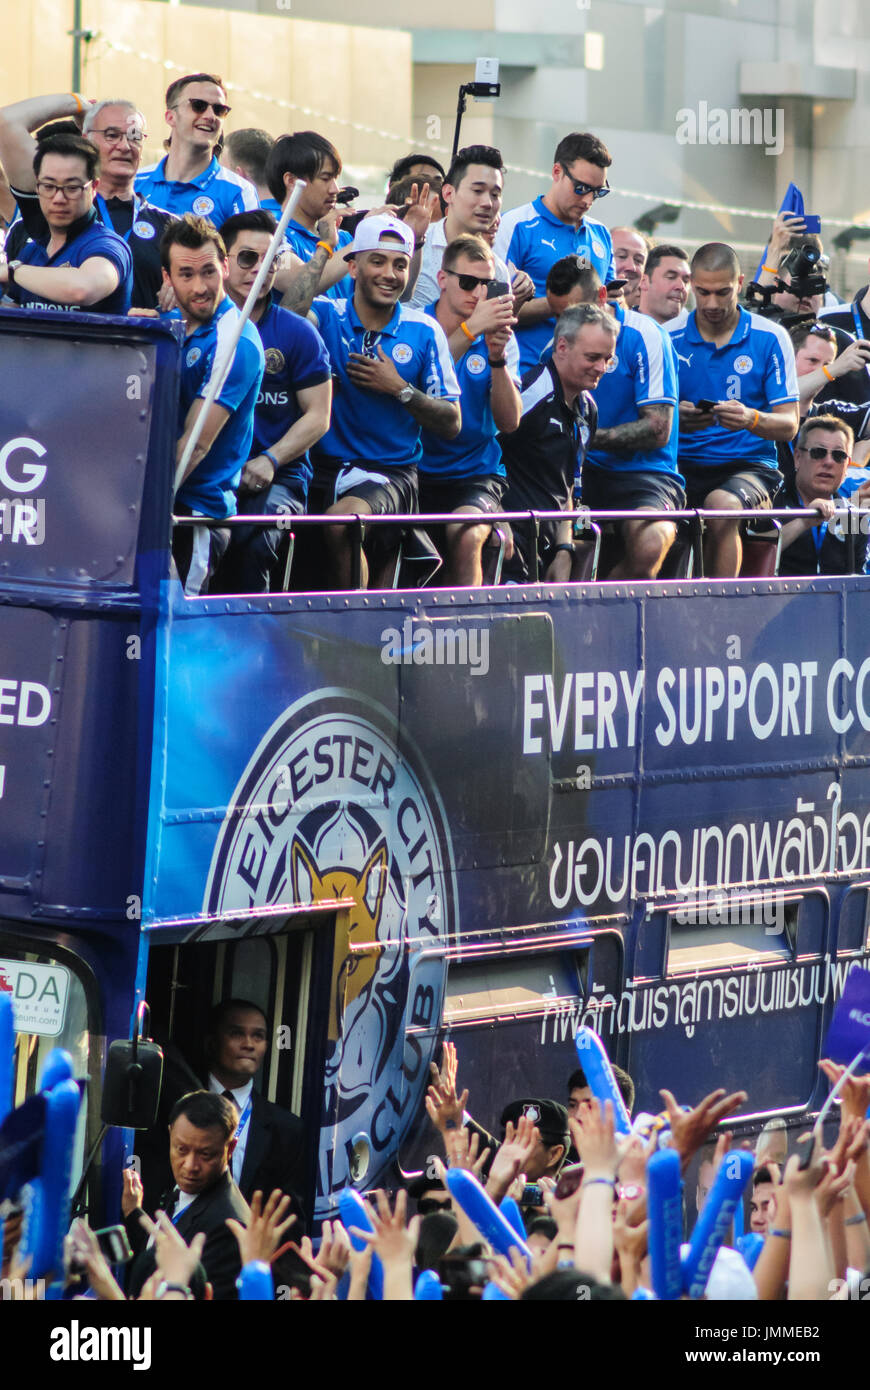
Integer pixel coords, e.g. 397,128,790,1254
632,1286,656,1300
500,1194,527,1242
446,1168,531,1264
682,1150,754,1298
414,1269,443,1300
573,1028,631,1135
338,1188,384,1300
647,1148,683,1301
18,1077,81,1279
0,991,14,1126
38,1048,74,1092
238,1260,274,1300
482,1280,511,1300
736,1232,764,1271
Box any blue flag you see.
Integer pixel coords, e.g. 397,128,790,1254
754,182,805,280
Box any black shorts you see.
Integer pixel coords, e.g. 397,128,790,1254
419,473,506,518
172,503,230,596
681,461,781,511
581,466,686,514
330,461,418,517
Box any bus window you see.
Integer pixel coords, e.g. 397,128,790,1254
836,885,870,956
0,945,94,1188
666,894,797,975
444,950,586,1025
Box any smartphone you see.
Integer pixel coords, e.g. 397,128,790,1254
797,1132,817,1171
554,1163,584,1200
521,1182,544,1206
605,278,628,296
696,398,718,412
335,186,359,206
486,279,511,300
802,214,821,235
94,1224,133,1264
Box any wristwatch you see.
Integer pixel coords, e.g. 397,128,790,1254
155,1281,193,1300
5,259,21,287
396,384,415,404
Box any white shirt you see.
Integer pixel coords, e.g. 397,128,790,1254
209,1074,254,1184
411,216,512,309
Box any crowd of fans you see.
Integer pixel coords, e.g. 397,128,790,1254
1,74,869,592
3,1038,869,1304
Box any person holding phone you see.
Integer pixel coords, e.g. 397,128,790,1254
419,234,522,585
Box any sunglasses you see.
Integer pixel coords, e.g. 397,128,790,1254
802,445,850,463
176,97,231,119
561,166,610,199
417,1198,453,1216
443,267,495,291
232,247,285,270
808,323,836,339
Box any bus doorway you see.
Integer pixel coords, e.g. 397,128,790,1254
138,904,341,1227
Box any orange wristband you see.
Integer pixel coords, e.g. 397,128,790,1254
761,263,778,274
459,320,474,341
71,93,84,114
748,410,761,431
822,365,835,382
315,240,334,257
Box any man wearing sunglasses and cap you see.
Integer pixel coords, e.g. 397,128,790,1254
308,213,460,590
495,132,616,372
136,74,258,225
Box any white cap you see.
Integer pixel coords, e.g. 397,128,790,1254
346,213,415,259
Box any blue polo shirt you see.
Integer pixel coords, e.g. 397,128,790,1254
586,304,680,476
309,295,460,469
285,220,354,300
8,206,133,315
494,196,615,372
669,307,798,469
419,305,520,479
251,299,331,488
173,295,265,518
135,156,258,224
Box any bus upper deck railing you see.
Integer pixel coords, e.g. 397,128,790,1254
170,505,870,591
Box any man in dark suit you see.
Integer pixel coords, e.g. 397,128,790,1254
204,998,308,1222
122,1090,250,1300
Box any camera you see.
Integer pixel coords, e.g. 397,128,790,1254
744,242,830,324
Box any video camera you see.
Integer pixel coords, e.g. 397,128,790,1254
744,242,830,325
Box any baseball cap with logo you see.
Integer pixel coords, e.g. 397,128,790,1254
500,1098,570,1147
346,213,415,260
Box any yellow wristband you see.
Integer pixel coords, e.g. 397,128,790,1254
761,263,778,274
315,240,334,257
748,410,761,431
71,93,84,114
822,365,835,382
459,320,474,341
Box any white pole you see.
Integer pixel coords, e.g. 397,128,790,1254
174,179,308,496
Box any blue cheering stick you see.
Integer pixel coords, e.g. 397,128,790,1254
17,1057,82,1286
238,1260,274,1300
735,1232,764,1271
0,991,14,1263
482,1280,511,1300
574,1028,631,1136
646,1148,683,1300
681,1150,754,1298
446,1168,531,1264
414,1269,443,1300
338,1188,384,1300
500,1194,527,1242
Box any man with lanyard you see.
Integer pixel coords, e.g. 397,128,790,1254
500,303,617,583
215,209,332,594
420,232,521,586
672,242,799,577
494,131,616,373
0,93,173,310
157,214,265,596
136,73,258,225
308,213,461,590
582,295,683,580
0,132,131,314
774,415,870,577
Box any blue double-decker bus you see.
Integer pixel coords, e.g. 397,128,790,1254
1,306,868,1228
